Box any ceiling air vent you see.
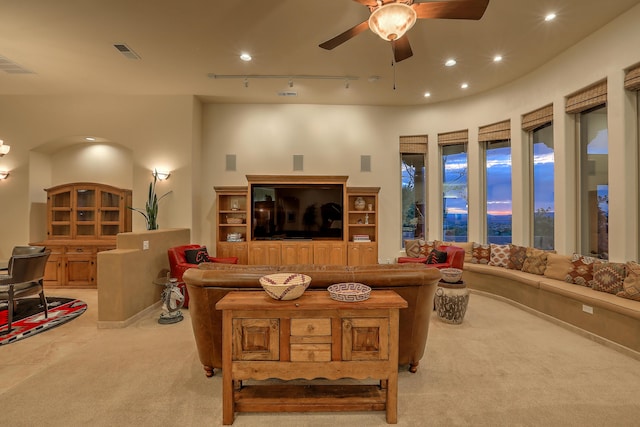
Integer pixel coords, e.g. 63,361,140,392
0,55,34,74
277,91,298,97
113,43,141,60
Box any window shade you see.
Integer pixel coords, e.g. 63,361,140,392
438,130,469,146
565,80,607,114
522,104,553,131
399,135,428,153
478,120,510,142
624,64,640,91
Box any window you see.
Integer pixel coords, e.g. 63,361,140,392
441,144,468,242
579,106,608,259
531,124,554,249
401,153,426,242
485,140,512,244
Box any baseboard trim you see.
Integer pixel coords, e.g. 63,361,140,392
470,289,640,362
97,301,162,329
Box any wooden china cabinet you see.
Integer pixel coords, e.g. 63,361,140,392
31,182,132,288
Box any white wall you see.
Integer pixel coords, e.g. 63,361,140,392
1,5,639,263
199,3,640,262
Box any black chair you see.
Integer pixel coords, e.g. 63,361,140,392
0,246,46,274
0,251,51,334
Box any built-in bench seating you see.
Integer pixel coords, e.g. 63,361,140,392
400,240,640,355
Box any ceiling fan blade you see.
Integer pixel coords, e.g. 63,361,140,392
413,0,489,20
392,36,413,63
319,20,370,50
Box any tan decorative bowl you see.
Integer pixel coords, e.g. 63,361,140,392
440,268,463,283
259,273,312,301
327,282,371,302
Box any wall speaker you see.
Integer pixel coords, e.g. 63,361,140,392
293,154,304,171
361,155,371,172
226,154,236,171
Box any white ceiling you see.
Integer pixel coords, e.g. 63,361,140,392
1,0,639,106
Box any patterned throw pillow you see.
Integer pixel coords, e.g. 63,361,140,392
426,249,448,264
507,245,528,270
489,244,510,268
470,243,491,264
565,254,601,287
404,240,422,258
591,262,626,294
617,261,640,301
184,247,210,264
521,252,549,275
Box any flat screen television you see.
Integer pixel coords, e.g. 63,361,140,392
251,183,343,240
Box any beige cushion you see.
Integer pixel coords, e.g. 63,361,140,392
544,253,572,280
404,239,440,258
489,244,510,268
617,261,640,301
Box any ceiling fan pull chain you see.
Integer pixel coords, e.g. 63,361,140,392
392,58,397,91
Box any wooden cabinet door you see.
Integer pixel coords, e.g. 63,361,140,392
347,243,378,266
313,242,346,265
232,318,280,361
217,242,248,264
43,253,64,286
342,317,389,361
248,242,281,265
65,246,95,287
281,242,313,265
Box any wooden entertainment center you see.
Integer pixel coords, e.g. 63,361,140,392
215,175,379,266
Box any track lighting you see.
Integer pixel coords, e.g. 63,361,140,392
243,78,249,88
288,79,293,88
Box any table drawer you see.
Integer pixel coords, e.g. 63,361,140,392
290,343,332,362
290,318,331,336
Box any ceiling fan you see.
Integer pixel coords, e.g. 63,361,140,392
319,0,490,63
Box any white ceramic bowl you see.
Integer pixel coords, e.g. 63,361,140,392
327,282,372,302
440,268,463,283
259,273,312,300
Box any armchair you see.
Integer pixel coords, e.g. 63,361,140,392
0,251,51,333
167,245,238,307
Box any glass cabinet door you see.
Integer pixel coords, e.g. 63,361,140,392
98,190,122,237
74,187,96,238
49,189,72,238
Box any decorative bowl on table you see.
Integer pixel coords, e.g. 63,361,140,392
440,268,463,283
327,282,371,302
259,273,312,301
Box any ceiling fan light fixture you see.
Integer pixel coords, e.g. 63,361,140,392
368,3,417,42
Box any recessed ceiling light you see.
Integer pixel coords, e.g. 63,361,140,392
85,137,96,141
424,92,431,98
240,53,252,61
461,83,469,89
493,55,503,63
445,58,457,67
545,13,556,22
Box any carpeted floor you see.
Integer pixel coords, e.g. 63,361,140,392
2,288,640,426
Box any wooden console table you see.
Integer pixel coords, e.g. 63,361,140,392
216,290,407,424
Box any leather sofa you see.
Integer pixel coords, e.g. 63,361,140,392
397,245,465,269
183,263,442,377
167,244,237,307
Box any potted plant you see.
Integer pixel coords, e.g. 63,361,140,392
128,170,172,230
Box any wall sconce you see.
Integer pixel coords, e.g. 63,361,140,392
152,169,171,181
0,171,9,180
0,140,10,157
